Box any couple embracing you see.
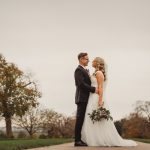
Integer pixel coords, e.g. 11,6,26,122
74,52,137,147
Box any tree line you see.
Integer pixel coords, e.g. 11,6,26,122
0,54,149,139
114,101,150,139
0,54,75,138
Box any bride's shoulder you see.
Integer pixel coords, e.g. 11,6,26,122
95,70,103,75
95,71,104,79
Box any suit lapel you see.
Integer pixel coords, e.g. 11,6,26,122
78,65,90,78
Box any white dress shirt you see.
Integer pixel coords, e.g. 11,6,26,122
79,64,87,70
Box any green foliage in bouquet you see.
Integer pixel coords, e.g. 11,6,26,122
88,106,113,124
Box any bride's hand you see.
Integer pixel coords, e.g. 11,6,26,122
98,100,104,107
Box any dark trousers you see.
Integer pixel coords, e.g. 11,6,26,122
74,102,87,142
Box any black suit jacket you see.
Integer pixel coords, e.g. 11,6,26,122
74,65,95,104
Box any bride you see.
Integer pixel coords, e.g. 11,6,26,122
81,57,137,147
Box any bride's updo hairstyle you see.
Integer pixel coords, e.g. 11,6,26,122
94,57,106,81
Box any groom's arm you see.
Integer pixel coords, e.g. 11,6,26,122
75,69,95,93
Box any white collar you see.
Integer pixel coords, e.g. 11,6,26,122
79,64,87,70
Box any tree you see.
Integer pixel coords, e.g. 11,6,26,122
122,113,148,138
134,100,150,138
40,109,63,137
17,131,27,138
57,116,75,138
134,100,150,122
13,106,42,138
0,54,41,138
114,119,125,136
40,109,76,138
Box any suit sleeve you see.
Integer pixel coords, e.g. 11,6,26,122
74,69,95,93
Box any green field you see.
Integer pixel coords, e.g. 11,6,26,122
131,138,150,144
0,138,73,150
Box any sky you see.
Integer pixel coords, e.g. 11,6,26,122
0,0,150,126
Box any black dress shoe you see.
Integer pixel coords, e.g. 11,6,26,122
80,140,87,145
74,141,88,146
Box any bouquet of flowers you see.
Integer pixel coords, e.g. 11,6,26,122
88,106,113,124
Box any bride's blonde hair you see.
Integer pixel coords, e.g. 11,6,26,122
94,57,106,81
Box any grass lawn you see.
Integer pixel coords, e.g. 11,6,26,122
0,138,73,150
131,138,150,144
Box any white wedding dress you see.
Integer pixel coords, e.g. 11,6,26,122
81,74,137,147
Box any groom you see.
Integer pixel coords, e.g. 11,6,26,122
74,52,98,146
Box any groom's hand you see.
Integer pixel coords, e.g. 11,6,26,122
95,88,99,94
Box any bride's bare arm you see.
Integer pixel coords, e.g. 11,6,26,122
95,71,104,106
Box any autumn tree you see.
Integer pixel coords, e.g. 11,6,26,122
0,54,41,138
122,113,148,138
134,100,150,138
13,106,42,138
40,109,63,137
134,100,150,122
57,116,75,138
42,110,75,138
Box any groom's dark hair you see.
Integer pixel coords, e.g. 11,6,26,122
78,52,88,60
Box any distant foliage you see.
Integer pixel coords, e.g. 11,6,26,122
0,130,7,139
40,109,75,138
115,101,150,139
39,134,47,139
114,119,124,136
17,131,27,138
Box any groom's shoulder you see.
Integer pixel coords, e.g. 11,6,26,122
75,65,82,71
74,65,83,73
